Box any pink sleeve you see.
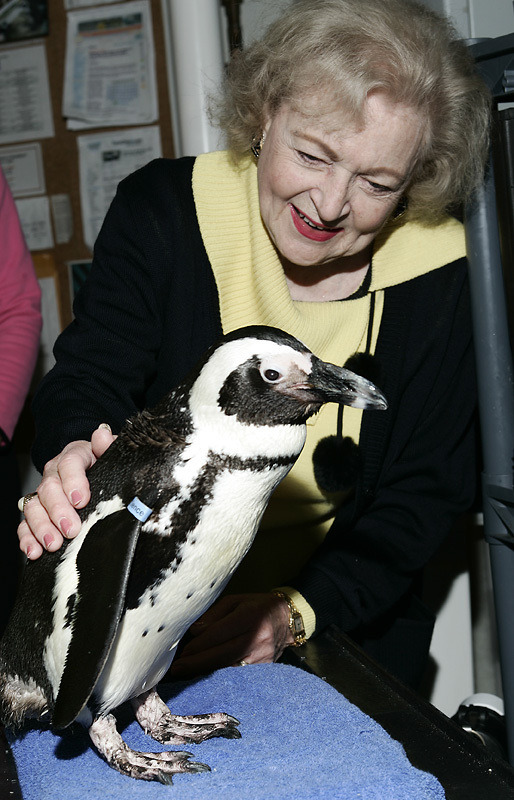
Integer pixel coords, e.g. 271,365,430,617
0,168,42,441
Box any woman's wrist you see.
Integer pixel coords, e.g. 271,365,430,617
271,590,307,646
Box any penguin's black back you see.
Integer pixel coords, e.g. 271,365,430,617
0,409,186,722
0,548,64,718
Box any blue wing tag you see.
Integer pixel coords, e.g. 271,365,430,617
127,496,153,522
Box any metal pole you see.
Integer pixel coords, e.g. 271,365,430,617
465,154,514,764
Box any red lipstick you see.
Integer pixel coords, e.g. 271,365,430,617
290,204,343,242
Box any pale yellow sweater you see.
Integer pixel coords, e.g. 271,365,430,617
193,151,466,635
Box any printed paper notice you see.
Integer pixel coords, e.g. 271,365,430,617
0,142,45,197
0,43,54,144
63,0,158,127
15,196,54,251
78,125,161,249
50,194,74,244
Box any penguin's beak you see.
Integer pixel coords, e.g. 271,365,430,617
305,357,387,410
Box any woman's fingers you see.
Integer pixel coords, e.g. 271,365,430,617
170,593,293,678
18,512,62,559
18,508,44,560
91,423,115,459
42,439,99,508
17,426,116,559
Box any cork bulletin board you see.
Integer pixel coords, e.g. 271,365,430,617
1,0,175,330
0,0,176,477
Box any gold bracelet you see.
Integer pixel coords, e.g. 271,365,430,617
272,590,306,647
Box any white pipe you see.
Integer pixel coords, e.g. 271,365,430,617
159,0,182,155
165,0,225,157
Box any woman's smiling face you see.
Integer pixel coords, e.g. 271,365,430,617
257,92,426,269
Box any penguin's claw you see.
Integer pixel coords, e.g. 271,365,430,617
114,748,211,784
131,689,241,745
149,711,242,745
89,713,211,783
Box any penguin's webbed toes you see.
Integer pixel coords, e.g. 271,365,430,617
89,712,211,783
150,710,241,745
115,748,211,784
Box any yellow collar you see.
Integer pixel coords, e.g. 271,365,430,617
193,150,466,309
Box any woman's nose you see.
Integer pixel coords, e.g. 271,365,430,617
309,172,352,224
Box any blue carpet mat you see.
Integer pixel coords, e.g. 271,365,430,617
8,663,445,799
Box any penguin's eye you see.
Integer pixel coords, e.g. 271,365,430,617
262,368,283,383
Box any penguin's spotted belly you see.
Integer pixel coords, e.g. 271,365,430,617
0,325,387,784
95,463,289,713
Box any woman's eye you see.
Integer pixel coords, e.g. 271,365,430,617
297,150,322,164
263,369,281,382
367,180,394,194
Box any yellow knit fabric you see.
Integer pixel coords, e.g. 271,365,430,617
192,151,466,633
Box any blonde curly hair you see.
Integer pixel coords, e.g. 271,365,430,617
213,0,491,221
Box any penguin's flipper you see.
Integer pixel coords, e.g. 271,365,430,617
52,507,142,730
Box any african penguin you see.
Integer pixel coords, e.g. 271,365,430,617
0,325,387,784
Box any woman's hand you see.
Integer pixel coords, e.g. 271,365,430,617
168,593,294,679
17,424,115,560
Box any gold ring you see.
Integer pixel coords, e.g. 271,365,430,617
18,492,38,513
238,660,249,667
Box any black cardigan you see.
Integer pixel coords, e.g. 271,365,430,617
32,158,477,672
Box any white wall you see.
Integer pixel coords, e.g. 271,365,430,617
420,0,471,35
468,0,514,37
245,0,506,39
238,0,291,45
241,0,514,46
421,0,514,37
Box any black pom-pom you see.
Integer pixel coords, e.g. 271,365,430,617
344,353,382,387
313,435,361,493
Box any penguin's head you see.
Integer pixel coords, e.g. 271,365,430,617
190,326,387,427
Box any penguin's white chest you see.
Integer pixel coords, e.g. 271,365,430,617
91,463,289,711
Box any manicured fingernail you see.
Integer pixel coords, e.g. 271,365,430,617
60,518,71,536
43,534,54,549
26,545,32,559
99,423,111,432
71,490,82,506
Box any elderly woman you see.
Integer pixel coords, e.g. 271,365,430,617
18,0,490,687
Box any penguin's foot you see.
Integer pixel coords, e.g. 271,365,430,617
132,687,241,744
89,713,210,784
